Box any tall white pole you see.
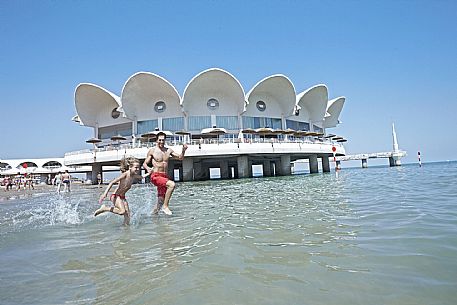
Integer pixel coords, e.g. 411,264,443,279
392,123,399,152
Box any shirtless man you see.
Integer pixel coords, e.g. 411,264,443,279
143,132,187,215
61,170,71,192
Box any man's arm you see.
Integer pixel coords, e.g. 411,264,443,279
143,148,154,173
171,144,188,160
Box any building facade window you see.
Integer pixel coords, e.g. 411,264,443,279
286,120,310,131
256,101,266,112
216,116,239,130
99,123,132,139
111,108,121,119
242,116,281,129
162,117,184,132
313,125,323,133
137,119,158,135
207,98,219,110
154,101,166,113
189,116,211,130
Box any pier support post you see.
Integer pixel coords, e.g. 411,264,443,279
167,160,175,181
182,158,194,182
263,160,272,177
91,163,102,185
279,155,291,176
322,156,330,173
201,164,210,180
309,155,319,174
220,160,229,179
389,156,401,167
361,159,368,168
237,156,249,178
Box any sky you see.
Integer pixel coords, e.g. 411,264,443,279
1,0,456,165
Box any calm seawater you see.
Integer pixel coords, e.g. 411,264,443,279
1,162,456,305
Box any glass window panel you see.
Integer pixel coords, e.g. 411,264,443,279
189,116,211,130
163,117,184,132
216,116,238,130
137,119,158,135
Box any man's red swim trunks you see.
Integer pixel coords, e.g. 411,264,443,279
151,172,169,198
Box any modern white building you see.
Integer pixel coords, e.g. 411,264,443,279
68,68,346,182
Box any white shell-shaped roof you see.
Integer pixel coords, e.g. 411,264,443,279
245,74,296,117
295,84,329,123
182,68,245,115
323,97,345,128
75,83,130,127
121,72,182,121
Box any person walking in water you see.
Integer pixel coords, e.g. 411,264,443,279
54,172,62,193
143,132,187,216
94,156,148,225
61,170,71,192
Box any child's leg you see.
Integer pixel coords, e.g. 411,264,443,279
122,201,130,225
94,196,125,217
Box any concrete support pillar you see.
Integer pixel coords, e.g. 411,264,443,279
309,155,319,174
237,156,250,178
91,163,102,185
263,160,272,177
182,158,194,182
362,159,368,168
336,160,342,170
194,162,204,181
167,160,175,180
389,156,401,167
220,160,229,179
280,155,291,176
201,164,210,180
322,156,330,173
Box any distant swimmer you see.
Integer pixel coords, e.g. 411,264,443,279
143,132,187,216
95,156,149,225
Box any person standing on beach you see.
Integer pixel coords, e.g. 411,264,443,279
94,156,148,225
143,132,187,216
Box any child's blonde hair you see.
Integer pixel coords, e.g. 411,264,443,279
120,156,140,172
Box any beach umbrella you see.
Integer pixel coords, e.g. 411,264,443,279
202,127,227,139
86,137,102,144
241,128,256,134
175,130,191,136
283,128,296,135
201,127,227,135
111,134,127,141
174,130,191,143
141,131,157,139
111,134,127,147
255,127,275,141
293,130,308,137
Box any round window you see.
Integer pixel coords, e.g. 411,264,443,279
256,100,266,112
154,101,166,113
111,108,120,119
207,98,219,110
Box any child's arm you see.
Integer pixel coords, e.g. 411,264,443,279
99,173,126,203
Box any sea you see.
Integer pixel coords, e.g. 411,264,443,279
0,161,456,305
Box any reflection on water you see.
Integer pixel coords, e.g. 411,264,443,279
1,162,457,305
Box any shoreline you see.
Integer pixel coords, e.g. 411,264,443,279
0,183,103,202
